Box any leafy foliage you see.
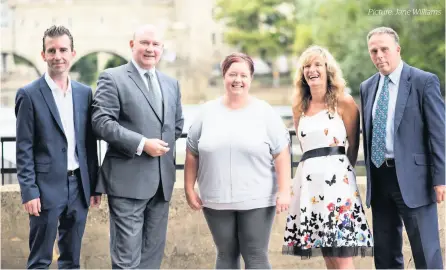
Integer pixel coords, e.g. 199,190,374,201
216,0,445,94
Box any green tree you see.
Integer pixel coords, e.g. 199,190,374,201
216,0,445,94
381,0,445,91
104,54,127,69
70,53,97,86
292,0,444,94
293,0,382,95
215,0,297,59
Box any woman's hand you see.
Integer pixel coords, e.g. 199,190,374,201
276,191,290,214
185,189,203,210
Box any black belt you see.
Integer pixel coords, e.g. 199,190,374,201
68,168,80,176
378,158,395,168
300,146,346,162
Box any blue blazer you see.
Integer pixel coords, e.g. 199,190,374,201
15,76,99,209
360,62,445,208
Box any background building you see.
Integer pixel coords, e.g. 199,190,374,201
0,0,234,106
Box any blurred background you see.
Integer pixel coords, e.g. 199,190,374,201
0,0,445,183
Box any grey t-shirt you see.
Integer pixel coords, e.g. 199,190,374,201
187,96,290,210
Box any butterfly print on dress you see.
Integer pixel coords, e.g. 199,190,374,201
325,175,336,186
282,109,373,257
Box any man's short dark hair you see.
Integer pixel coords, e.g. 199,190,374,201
42,25,74,52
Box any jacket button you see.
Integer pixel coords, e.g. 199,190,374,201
62,148,66,153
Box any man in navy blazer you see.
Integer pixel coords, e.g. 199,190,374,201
360,27,444,269
15,25,101,269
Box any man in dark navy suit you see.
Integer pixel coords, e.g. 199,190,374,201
15,25,101,269
360,27,444,269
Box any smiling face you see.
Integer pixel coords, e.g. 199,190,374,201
130,25,163,69
368,33,401,75
223,61,252,96
303,55,327,89
41,34,76,77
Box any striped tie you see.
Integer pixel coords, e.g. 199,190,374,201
144,71,163,119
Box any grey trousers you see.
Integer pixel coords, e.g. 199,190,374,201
203,206,276,269
108,185,169,269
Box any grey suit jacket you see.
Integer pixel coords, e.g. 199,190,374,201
92,62,184,201
360,62,445,208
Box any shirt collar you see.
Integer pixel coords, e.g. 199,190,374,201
44,72,72,94
131,58,156,78
381,59,403,85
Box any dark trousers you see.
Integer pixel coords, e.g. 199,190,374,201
108,183,169,269
203,206,276,269
371,165,443,269
27,171,88,269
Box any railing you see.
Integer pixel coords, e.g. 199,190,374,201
1,136,17,185
1,131,365,185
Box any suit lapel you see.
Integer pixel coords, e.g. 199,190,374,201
394,63,412,133
39,77,65,136
365,73,380,151
127,62,162,122
71,82,81,147
156,70,170,125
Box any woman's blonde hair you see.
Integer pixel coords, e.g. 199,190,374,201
292,45,346,119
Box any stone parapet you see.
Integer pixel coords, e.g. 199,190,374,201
1,180,444,269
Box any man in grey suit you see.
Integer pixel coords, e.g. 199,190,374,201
360,27,444,269
91,24,184,269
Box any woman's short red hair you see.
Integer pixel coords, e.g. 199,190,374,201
221,52,255,77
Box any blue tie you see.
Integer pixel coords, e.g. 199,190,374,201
371,75,390,167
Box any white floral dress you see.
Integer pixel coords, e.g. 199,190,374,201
282,110,373,258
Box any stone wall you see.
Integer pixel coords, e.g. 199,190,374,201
1,181,445,269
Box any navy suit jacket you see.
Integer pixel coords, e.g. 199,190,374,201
15,76,99,209
360,62,445,208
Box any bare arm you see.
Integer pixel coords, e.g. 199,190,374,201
184,148,202,210
339,94,361,167
274,147,291,195
359,83,368,166
184,149,198,193
293,111,303,153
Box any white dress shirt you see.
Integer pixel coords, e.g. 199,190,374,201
131,59,161,156
372,60,404,159
44,72,79,170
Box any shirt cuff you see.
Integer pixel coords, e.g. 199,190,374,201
136,138,145,156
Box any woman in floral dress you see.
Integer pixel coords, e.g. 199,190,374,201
282,46,373,269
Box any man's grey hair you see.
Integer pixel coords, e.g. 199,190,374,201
367,27,400,44
132,24,164,40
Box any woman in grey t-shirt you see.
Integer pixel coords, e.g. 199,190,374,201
184,52,291,269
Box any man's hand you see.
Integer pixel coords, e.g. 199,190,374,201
143,138,170,157
90,195,102,208
276,191,290,214
434,185,445,203
24,198,41,216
